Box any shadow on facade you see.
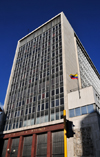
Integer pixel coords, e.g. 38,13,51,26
73,112,100,157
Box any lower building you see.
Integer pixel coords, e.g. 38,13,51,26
1,86,100,157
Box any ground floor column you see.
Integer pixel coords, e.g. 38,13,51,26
31,134,36,157
47,131,52,157
17,136,24,157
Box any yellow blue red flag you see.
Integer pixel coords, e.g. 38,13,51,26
70,74,78,79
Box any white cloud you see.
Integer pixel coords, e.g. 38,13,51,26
0,102,4,109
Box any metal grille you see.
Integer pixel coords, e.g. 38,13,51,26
36,133,47,157
22,136,32,157
11,138,19,157
1,139,8,157
52,131,64,157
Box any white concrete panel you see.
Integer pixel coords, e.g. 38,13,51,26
61,12,79,118
68,86,95,109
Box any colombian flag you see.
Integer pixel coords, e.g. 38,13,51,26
70,74,78,79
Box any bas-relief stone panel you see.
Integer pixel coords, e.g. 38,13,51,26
74,127,94,157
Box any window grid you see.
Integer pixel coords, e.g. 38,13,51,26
5,22,64,131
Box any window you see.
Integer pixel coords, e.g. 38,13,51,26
81,106,87,115
42,93,45,99
34,97,36,102
22,101,24,105
51,109,54,121
56,99,59,106
56,89,59,94
30,97,32,103
19,102,21,106
36,134,47,157
56,112,59,120
75,108,81,116
52,69,55,74
38,105,40,111
17,110,20,117
60,98,64,105
52,90,54,96
29,108,31,114
21,110,23,116
25,109,28,115
27,99,29,104
46,103,48,109
51,101,54,107
46,92,49,97
23,136,32,157
60,87,63,93
56,108,59,120
87,104,94,113
33,107,35,112
69,109,75,117
41,104,44,110
38,95,41,100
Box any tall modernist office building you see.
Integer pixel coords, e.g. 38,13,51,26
1,12,100,157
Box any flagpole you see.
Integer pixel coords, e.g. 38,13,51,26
77,77,81,99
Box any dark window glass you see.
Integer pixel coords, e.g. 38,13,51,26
21,110,23,116
60,87,63,93
15,112,17,117
29,108,31,113
52,90,54,96
60,98,64,105
41,104,44,110
42,93,45,99
52,131,64,156
16,122,18,128
56,99,59,106
19,102,21,106
27,99,29,104
22,101,24,105
38,95,41,100
23,136,32,157
19,121,22,128
1,139,8,157
51,101,54,107
33,107,35,112
36,134,47,157
46,103,48,109
51,109,54,121
56,89,59,94
13,123,15,129
52,69,55,73
11,138,19,157
46,92,49,97
25,109,28,115
34,97,36,102
38,105,40,111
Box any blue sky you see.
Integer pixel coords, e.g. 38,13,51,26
0,0,100,108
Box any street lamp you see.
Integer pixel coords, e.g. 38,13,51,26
7,148,16,156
